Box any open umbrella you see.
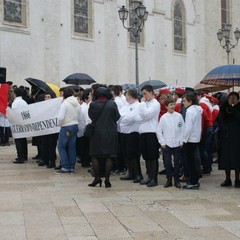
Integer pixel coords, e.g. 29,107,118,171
194,83,231,92
122,83,142,98
122,83,138,91
25,78,56,97
200,64,240,86
63,73,96,85
139,80,167,90
47,83,60,97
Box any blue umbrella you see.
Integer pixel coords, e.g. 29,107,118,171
139,80,167,90
122,83,138,91
200,65,240,86
122,83,142,98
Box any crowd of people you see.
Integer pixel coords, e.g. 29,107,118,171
2,81,240,190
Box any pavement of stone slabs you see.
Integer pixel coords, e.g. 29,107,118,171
0,143,240,240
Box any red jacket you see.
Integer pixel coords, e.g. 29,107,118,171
158,101,167,120
199,101,213,129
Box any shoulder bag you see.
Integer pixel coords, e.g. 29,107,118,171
84,100,108,138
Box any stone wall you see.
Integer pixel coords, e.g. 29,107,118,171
0,0,239,88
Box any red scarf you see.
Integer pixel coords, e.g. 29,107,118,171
97,97,108,101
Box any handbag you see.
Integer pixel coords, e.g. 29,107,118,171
84,123,95,138
84,101,108,138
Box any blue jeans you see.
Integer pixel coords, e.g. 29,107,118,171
58,124,78,171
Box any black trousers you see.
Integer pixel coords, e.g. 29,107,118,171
15,138,28,161
41,133,58,165
117,133,126,171
77,136,91,167
183,142,201,185
122,132,142,177
140,133,160,182
162,146,181,180
0,126,10,144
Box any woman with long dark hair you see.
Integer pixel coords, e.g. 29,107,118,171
88,86,120,188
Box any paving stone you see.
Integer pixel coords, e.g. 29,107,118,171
1,144,240,239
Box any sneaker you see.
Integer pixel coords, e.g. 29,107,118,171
164,180,173,188
54,169,70,174
147,180,158,187
54,165,62,170
114,169,126,175
174,181,181,189
179,176,189,183
182,183,200,190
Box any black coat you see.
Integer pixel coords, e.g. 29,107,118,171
217,102,240,170
88,99,120,158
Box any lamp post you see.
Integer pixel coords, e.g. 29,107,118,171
217,22,240,64
118,1,148,86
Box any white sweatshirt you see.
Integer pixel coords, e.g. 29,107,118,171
118,101,141,134
114,96,126,110
57,96,82,127
156,111,184,148
183,105,202,143
12,97,28,109
138,98,160,134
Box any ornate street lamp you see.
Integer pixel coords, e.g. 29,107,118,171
217,22,240,64
118,1,148,86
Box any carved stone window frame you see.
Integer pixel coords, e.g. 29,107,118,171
1,0,28,28
221,0,231,29
72,0,94,40
172,0,186,54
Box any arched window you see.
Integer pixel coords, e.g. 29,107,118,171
3,0,27,26
221,0,230,28
73,0,93,38
173,0,186,53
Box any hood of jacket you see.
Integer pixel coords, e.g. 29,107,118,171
64,96,79,107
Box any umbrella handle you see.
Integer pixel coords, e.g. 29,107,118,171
33,88,41,99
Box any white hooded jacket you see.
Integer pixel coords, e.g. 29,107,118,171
57,96,82,127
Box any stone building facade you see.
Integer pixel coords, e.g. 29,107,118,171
0,0,239,88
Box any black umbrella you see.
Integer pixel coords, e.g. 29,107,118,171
63,73,96,85
60,85,84,92
139,80,167,90
25,78,56,97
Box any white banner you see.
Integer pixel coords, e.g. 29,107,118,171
7,98,62,139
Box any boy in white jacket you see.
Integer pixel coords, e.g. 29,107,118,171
182,92,202,189
157,97,184,188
